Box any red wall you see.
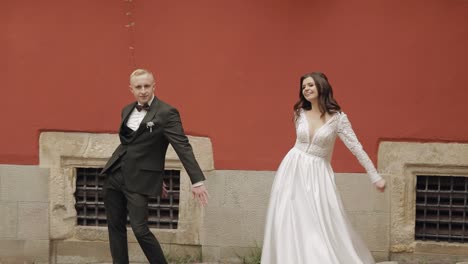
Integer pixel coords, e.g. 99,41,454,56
2,0,468,172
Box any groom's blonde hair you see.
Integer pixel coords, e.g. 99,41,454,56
129,68,155,83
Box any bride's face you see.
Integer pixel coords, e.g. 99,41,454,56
302,77,318,102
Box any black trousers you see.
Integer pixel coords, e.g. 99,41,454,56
103,167,167,264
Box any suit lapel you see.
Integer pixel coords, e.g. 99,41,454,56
118,103,137,145
133,97,162,138
120,103,137,130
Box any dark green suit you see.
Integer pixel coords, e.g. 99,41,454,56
101,97,205,264
101,97,205,195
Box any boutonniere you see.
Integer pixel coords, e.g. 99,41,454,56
146,121,155,132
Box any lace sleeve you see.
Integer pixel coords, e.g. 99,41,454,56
337,113,382,183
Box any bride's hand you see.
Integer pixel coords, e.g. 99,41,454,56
374,179,386,192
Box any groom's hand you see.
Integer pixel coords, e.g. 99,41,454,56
192,185,209,206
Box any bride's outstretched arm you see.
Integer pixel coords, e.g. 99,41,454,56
337,113,385,191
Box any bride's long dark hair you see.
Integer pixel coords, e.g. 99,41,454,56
293,72,341,120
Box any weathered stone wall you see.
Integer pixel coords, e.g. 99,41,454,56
379,142,468,263
201,170,390,263
0,165,50,264
4,135,468,263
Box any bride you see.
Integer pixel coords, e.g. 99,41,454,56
261,72,386,264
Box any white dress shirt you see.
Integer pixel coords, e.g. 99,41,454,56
126,96,155,131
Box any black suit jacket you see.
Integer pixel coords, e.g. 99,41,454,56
101,97,205,196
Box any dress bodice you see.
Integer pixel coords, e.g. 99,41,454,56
294,110,382,183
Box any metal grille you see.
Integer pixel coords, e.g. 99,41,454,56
415,175,468,243
75,168,180,229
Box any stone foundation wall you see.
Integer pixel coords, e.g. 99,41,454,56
0,165,49,264
1,134,466,263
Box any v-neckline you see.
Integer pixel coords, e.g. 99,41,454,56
303,111,338,143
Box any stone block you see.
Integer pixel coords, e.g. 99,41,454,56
0,239,24,256
201,206,243,247
336,173,390,214
219,170,274,210
24,240,50,262
0,165,48,202
391,252,468,264
0,202,18,238
54,240,112,263
17,202,49,240
349,212,390,252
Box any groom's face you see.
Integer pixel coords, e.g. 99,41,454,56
129,73,155,105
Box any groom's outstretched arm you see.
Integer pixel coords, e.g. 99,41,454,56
163,107,208,205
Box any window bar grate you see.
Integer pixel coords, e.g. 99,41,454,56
463,177,467,243
415,175,468,243
449,177,453,242
423,176,428,240
436,176,440,241
75,168,180,229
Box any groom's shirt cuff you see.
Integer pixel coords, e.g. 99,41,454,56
192,181,204,187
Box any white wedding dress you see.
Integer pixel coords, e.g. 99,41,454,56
261,111,382,264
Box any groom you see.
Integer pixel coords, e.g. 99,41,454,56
101,68,208,264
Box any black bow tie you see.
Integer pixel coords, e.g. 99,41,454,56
136,103,150,112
